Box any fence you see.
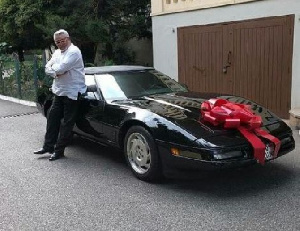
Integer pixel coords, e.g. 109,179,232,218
0,55,52,102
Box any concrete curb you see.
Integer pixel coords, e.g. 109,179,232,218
0,94,36,107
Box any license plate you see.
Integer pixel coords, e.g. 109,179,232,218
265,143,274,160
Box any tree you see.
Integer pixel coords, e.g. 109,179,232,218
0,0,152,64
0,42,12,63
87,0,152,64
0,0,47,61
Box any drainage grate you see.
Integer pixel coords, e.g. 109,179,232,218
0,111,40,119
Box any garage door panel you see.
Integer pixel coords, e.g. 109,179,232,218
178,25,232,94
178,15,294,118
233,19,292,118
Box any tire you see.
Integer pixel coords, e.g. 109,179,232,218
124,126,162,182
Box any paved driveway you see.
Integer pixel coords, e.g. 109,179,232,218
0,98,38,118
0,98,299,231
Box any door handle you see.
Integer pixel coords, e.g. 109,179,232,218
227,51,232,64
223,51,232,73
223,65,230,74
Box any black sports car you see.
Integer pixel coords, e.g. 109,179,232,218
36,66,295,181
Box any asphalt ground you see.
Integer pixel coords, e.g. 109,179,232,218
0,97,38,118
0,98,299,231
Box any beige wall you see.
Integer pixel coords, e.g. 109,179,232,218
151,0,300,110
151,0,259,16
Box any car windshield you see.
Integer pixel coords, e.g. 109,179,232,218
94,69,188,100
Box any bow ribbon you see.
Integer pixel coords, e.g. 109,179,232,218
201,99,281,164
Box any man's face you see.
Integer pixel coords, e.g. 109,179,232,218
54,34,70,51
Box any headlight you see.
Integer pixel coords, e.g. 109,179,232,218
170,148,203,160
213,151,244,160
170,148,247,161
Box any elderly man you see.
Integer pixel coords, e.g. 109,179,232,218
34,29,87,161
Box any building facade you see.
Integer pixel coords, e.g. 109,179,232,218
151,0,300,119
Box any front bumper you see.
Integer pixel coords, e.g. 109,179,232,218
156,133,295,176
157,145,256,173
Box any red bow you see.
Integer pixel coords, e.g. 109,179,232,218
201,99,281,164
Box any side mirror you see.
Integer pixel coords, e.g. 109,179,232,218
80,85,98,98
87,85,98,92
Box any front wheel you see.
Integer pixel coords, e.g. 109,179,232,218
124,126,162,182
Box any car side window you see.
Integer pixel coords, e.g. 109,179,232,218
95,74,127,100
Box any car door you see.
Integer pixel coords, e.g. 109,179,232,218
92,73,133,146
74,75,105,141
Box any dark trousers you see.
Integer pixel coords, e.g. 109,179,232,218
43,95,79,153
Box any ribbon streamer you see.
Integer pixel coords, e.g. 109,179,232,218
201,99,281,164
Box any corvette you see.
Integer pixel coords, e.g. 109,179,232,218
36,66,295,181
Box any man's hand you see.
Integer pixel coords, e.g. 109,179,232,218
56,71,67,78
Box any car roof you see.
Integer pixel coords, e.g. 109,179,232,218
84,65,154,75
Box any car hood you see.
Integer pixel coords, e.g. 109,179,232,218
113,92,287,141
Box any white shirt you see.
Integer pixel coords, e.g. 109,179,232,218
45,44,87,100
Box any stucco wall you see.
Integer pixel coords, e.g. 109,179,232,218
152,0,300,109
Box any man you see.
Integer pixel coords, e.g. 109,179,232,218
34,29,87,161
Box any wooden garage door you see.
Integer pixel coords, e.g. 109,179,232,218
178,15,294,118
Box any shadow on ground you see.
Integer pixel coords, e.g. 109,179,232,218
65,134,297,198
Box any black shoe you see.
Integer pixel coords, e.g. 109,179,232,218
49,152,64,161
34,148,54,155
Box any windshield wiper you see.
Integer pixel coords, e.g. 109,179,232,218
128,96,147,100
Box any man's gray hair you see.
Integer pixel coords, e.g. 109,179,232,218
53,29,69,39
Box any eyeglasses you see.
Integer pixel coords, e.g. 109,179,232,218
54,37,68,45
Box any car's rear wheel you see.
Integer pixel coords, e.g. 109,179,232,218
124,126,162,182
